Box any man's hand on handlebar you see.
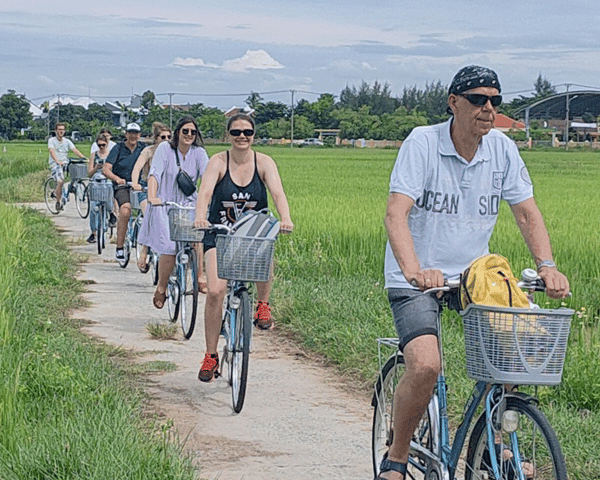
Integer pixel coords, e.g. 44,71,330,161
115,178,126,185
408,269,445,291
538,268,570,299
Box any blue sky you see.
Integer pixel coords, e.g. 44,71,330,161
2,0,600,110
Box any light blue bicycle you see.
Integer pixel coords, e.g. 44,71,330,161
372,270,573,480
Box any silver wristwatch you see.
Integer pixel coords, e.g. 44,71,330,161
537,259,557,271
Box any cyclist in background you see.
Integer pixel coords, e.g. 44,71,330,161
378,65,570,480
86,133,116,244
194,112,293,382
102,122,145,262
138,116,209,310
131,121,171,273
48,122,87,211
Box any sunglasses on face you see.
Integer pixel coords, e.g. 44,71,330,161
181,128,197,136
459,93,502,108
126,130,140,134
229,129,255,137
97,143,107,148
160,134,171,140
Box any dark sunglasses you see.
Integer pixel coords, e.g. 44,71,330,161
181,128,197,136
97,143,107,148
160,134,171,140
229,129,255,137
459,93,502,108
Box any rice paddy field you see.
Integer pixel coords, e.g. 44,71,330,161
2,141,600,478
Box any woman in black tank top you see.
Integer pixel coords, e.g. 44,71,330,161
193,113,294,382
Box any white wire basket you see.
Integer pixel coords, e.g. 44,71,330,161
461,304,573,385
167,207,204,242
129,190,144,210
215,234,275,282
68,162,88,180
88,182,114,203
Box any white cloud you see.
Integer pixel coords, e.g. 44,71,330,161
222,50,284,72
37,74,57,86
362,62,376,71
171,50,284,72
171,57,218,68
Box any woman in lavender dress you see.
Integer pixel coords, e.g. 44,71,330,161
137,116,209,309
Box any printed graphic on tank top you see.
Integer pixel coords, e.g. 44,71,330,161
208,151,268,227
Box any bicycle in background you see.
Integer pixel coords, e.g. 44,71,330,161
200,210,280,413
166,203,203,339
88,180,114,255
44,158,90,218
372,269,573,480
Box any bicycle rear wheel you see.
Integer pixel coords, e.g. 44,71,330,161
44,177,59,214
372,353,435,479
231,289,251,413
75,181,90,218
466,396,567,480
166,271,180,322
179,248,198,339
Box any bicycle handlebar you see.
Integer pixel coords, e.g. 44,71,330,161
423,268,559,296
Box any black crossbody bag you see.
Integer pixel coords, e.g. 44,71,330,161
175,148,196,196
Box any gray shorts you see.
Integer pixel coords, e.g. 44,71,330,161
387,288,460,351
50,162,64,181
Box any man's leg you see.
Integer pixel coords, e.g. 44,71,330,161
379,334,440,479
116,203,131,248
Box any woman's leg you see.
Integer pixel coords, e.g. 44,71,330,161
203,248,228,355
254,262,274,329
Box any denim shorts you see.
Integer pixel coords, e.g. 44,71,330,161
388,288,460,351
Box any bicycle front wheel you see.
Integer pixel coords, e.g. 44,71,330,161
179,249,198,340
97,205,106,254
75,181,90,218
466,396,567,480
44,177,59,214
231,289,251,413
118,237,130,268
372,353,435,479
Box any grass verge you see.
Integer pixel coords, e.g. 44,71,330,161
0,203,197,479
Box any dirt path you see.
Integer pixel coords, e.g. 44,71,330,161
36,202,374,480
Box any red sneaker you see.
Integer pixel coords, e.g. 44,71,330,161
198,353,219,382
253,301,273,330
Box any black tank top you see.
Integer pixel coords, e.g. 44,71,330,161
208,151,268,226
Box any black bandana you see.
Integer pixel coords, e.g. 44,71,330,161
448,65,501,95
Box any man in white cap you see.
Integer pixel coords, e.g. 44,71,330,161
378,65,570,479
103,123,146,261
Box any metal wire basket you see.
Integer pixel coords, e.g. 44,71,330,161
129,190,144,210
461,304,573,385
69,162,88,180
88,182,114,202
215,234,275,282
167,207,204,242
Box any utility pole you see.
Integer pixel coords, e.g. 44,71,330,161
564,84,570,151
57,93,61,125
290,90,295,148
169,93,173,130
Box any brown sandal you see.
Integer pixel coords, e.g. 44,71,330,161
153,289,166,309
198,281,207,294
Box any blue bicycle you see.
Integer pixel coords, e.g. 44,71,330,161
372,270,573,480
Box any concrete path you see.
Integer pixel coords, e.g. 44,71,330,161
34,201,374,480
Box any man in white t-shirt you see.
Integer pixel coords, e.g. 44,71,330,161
48,123,87,211
377,66,570,479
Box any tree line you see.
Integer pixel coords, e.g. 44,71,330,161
0,76,556,142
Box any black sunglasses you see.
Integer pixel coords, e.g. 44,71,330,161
229,129,255,137
97,143,107,148
160,134,171,140
181,128,197,136
459,93,502,108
